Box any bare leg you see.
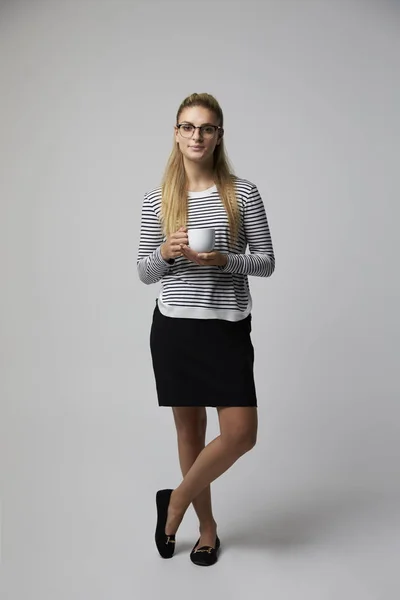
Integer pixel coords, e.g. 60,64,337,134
172,407,217,548
165,406,258,536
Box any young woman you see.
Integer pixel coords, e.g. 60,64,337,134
137,93,275,566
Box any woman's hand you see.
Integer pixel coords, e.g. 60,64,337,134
180,244,228,267
160,227,188,261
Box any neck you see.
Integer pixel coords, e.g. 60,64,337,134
183,156,215,191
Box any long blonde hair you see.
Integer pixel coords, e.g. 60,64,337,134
160,93,240,245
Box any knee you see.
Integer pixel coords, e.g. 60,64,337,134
222,427,257,455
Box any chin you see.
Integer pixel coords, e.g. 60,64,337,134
184,155,201,163
185,151,209,162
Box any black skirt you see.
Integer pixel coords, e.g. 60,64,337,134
150,301,257,407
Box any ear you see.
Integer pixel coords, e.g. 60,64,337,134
217,127,224,145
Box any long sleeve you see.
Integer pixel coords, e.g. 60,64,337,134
221,185,275,277
137,194,173,285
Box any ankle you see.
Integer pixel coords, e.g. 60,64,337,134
170,489,190,514
199,519,217,533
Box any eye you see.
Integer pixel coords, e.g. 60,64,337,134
202,126,215,135
182,124,193,132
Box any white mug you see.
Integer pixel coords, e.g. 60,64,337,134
187,228,215,253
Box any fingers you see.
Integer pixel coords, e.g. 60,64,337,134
163,228,188,259
167,241,217,265
171,231,188,244
197,252,215,260
169,244,185,258
180,245,201,264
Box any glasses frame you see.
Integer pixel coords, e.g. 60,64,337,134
176,123,223,138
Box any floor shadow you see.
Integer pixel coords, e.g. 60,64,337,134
218,487,397,550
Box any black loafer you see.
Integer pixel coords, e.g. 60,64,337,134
190,535,221,566
155,489,176,559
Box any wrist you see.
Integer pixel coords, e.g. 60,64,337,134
160,243,169,261
160,244,175,265
218,253,229,270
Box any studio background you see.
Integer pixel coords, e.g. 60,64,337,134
0,0,399,598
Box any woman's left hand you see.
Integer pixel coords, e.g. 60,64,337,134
180,244,228,267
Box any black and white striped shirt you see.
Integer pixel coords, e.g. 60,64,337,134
137,177,275,321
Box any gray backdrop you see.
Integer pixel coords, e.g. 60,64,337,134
1,0,399,598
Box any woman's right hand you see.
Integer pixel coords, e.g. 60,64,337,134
160,226,188,261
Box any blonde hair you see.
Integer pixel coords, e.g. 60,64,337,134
160,93,240,245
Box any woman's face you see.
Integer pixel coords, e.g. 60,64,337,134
175,106,222,165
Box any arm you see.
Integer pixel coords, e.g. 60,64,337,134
220,185,275,277
137,194,173,285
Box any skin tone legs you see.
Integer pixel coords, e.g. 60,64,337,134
167,406,258,548
172,407,217,549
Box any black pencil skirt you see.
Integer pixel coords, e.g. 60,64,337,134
150,301,257,407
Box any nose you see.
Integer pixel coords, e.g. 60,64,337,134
192,127,203,140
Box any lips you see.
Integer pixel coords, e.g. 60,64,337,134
190,146,204,149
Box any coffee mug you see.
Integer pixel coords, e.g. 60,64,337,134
187,228,215,253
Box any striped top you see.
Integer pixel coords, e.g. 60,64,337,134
137,177,275,321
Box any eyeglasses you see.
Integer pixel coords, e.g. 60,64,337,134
177,123,222,139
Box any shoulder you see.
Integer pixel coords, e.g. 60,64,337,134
232,176,262,205
143,186,163,211
233,176,260,194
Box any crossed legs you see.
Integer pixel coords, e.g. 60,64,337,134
172,407,217,548
168,405,258,546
